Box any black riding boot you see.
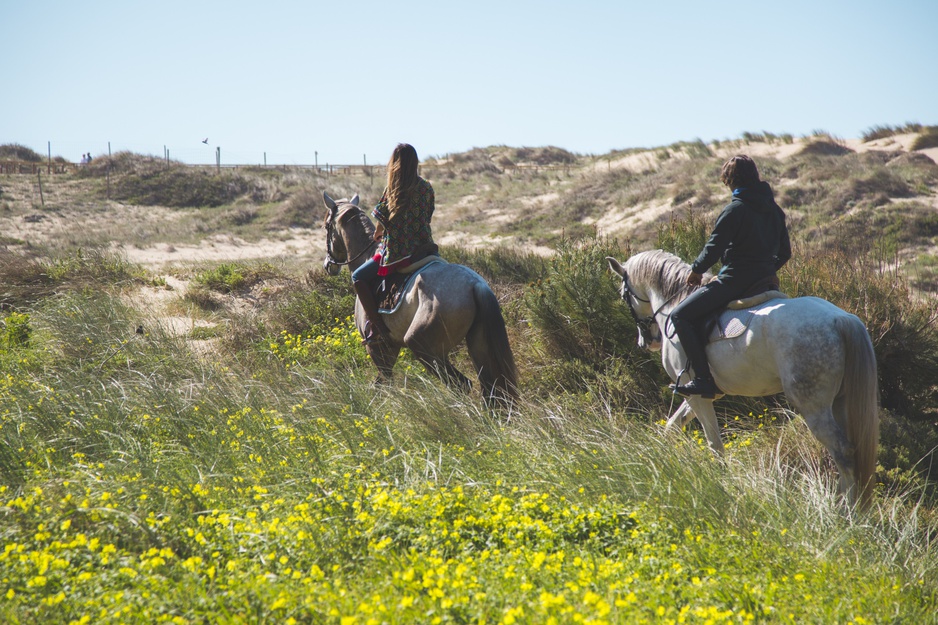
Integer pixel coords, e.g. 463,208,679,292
670,318,719,398
352,280,390,344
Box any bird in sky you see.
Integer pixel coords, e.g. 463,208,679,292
202,138,209,144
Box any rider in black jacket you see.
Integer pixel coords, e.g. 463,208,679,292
671,155,792,398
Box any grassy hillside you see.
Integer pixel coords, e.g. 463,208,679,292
1,130,937,622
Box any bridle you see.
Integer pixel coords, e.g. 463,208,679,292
619,275,681,343
324,205,376,268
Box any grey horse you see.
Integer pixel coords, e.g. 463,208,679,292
608,249,879,509
323,192,518,408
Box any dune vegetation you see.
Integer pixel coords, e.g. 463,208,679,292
1,130,937,623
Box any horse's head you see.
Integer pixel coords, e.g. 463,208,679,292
606,256,662,351
322,191,366,275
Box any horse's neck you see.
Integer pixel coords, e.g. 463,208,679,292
342,226,377,273
649,289,676,318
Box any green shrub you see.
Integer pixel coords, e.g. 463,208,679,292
509,146,578,165
878,410,938,494
194,263,247,293
271,271,356,336
1,312,30,348
798,139,854,157
0,143,44,162
782,247,938,420
655,209,713,266
191,261,278,296
521,236,667,410
112,166,253,208
2,249,142,310
910,126,938,150
275,186,322,228
75,150,166,177
524,237,636,362
442,245,547,285
43,248,141,284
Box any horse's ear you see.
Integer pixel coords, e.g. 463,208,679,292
606,256,626,278
323,191,337,211
350,194,360,206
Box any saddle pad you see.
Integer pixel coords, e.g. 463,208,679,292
377,260,443,314
709,309,753,341
708,296,787,342
397,254,444,274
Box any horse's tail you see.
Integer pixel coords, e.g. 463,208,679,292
466,281,519,409
837,314,879,510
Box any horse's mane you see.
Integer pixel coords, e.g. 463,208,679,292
623,249,700,302
339,204,376,237
325,201,376,237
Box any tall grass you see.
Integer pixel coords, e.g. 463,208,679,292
1,281,936,622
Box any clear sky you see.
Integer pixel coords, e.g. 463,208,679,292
2,1,936,165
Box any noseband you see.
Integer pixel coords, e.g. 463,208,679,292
324,205,375,268
620,278,659,341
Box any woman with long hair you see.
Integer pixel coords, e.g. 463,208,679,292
351,143,437,343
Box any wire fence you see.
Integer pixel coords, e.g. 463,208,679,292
0,159,383,176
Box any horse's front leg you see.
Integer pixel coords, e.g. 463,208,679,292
664,400,695,432
366,342,400,383
684,396,724,455
356,310,399,383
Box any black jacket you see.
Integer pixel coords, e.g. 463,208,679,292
691,181,791,281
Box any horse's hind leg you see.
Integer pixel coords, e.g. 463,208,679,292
409,347,472,393
801,404,857,504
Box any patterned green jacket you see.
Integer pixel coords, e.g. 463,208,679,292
372,176,435,276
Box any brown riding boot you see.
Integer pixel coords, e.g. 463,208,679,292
352,280,390,345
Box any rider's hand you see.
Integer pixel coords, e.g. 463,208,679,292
686,271,703,287
373,224,384,242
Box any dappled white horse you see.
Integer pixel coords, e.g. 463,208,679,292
607,250,879,508
322,192,518,408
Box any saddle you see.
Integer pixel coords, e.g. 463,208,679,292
374,254,445,313
703,274,788,342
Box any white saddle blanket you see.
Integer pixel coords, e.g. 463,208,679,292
708,291,788,341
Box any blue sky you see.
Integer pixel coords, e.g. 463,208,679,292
2,1,936,165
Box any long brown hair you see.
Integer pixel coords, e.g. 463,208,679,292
386,143,419,220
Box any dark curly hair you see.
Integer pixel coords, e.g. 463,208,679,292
720,154,761,189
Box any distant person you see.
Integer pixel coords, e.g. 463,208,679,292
351,142,437,344
670,154,792,398
86,153,92,164
80,153,88,164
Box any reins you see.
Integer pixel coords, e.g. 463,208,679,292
621,275,693,395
